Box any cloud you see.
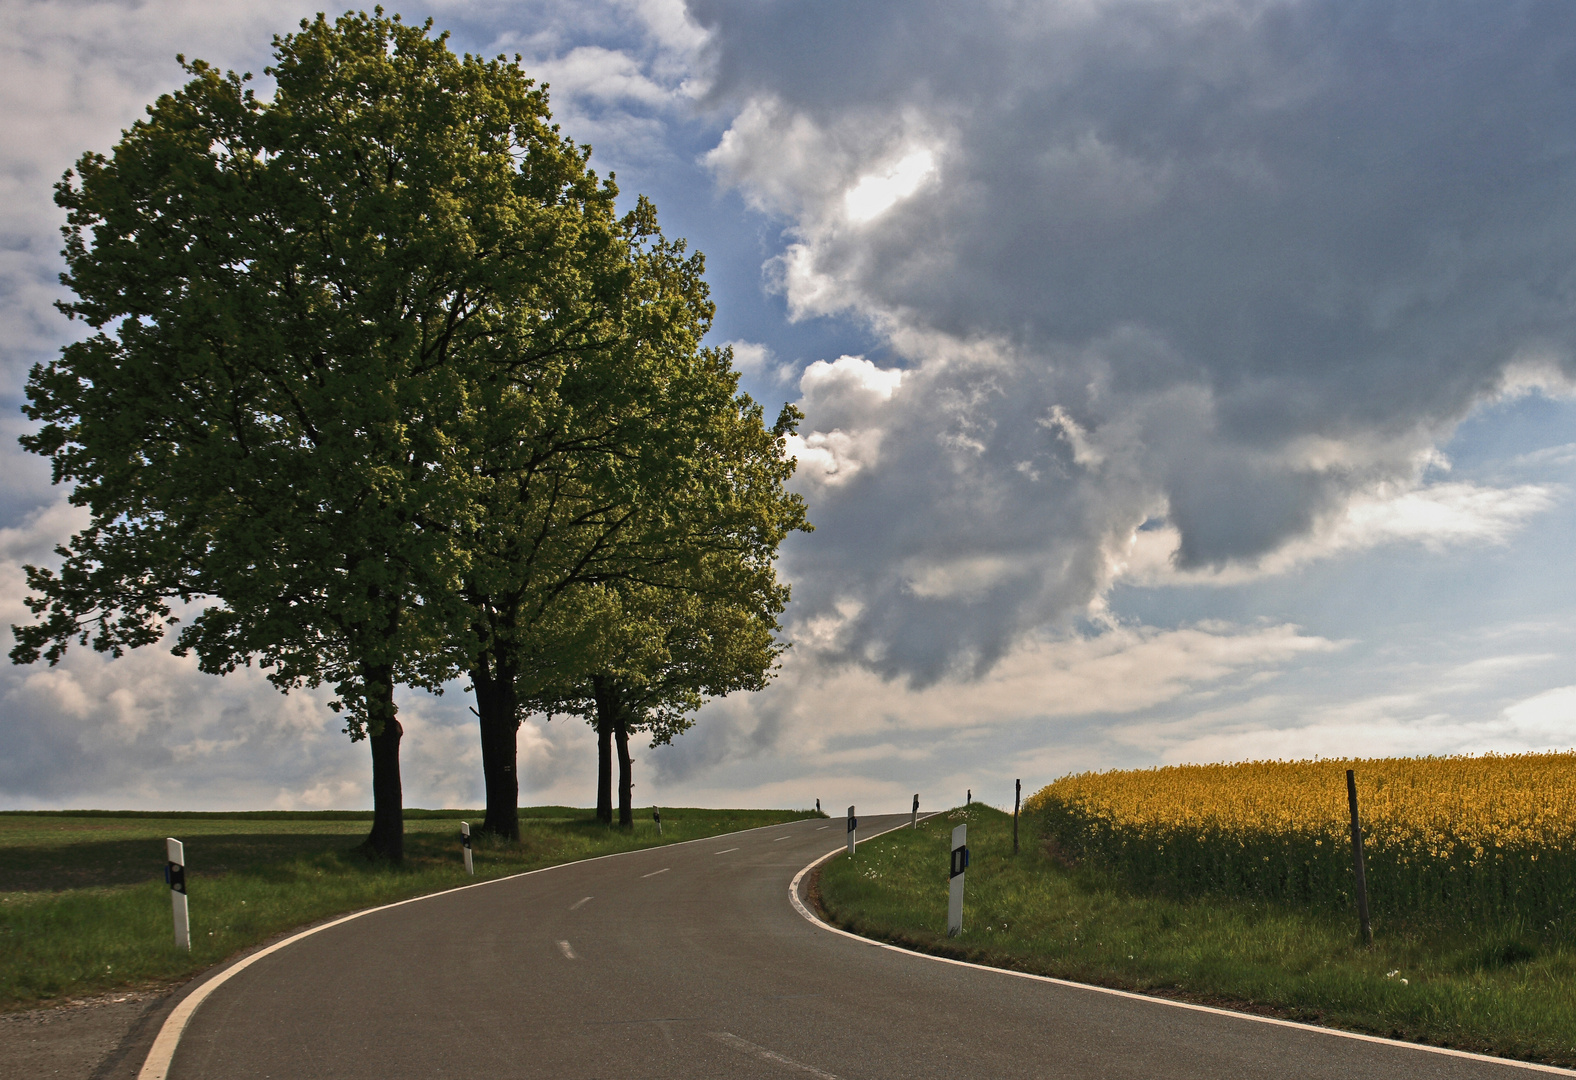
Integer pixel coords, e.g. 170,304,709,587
1117,479,1560,586
650,619,1341,786
533,44,674,107
844,147,936,223
1123,670,1576,769
693,0,1576,682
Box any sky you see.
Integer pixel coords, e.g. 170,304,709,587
4,0,1576,814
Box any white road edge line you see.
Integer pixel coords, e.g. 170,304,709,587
714,848,739,854
558,940,577,960
642,867,670,878
570,896,593,910
136,813,817,1080
709,1031,840,1079
787,816,1576,1078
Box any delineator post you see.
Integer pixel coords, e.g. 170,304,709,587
947,823,968,937
165,837,190,951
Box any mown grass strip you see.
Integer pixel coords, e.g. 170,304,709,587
2,806,817,1011
817,805,1576,1068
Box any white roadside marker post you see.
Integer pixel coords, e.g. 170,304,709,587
912,793,919,829
165,837,190,951
653,807,662,836
947,823,968,938
846,805,857,855
461,822,474,875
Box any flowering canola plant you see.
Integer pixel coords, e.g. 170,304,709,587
1026,753,1576,928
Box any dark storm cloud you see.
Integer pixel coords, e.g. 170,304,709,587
692,0,1576,681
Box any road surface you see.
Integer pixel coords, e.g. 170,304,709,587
158,813,1566,1078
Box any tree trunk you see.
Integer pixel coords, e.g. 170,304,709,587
472,656,521,841
361,664,404,862
593,678,615,824
615,715,633,829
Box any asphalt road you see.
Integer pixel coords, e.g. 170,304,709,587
164,813,1563,1079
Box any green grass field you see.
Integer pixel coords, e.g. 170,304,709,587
1,805,817,1011
818,806,1576,1067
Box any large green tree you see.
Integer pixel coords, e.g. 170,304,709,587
452,205,810,838
515,382,809,828
12,12,629,859
587,567,791,829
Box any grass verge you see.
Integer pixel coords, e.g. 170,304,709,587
818,805,1576,1068
2,805,816,1010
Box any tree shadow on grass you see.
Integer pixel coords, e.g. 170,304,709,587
0,832,387,892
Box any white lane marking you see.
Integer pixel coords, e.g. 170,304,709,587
785,814,1576,1078
816,825,829,830
773,836,792,842
709,1032,840,1079
642,867,670,878
570,896,593,910
136,815,805,1080
714,847,739,854
558,940,577,960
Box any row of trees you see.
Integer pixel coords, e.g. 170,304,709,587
10,12,809,859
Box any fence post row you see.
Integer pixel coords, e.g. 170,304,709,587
165,837,190,951
1346,769,1373,948
947,822,969,937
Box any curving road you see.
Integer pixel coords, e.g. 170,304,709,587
156,813,1568,1079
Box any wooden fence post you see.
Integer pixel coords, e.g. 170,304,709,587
1346,769,1373,948
1013,779,1021,855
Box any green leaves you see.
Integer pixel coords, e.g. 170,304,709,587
16,12,623,731
16,9,808,784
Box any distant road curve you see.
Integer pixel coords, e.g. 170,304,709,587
143,813,1570,1079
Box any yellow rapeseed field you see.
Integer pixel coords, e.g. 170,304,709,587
1027,753,1576,928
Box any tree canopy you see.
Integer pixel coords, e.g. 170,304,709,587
13,11,648,858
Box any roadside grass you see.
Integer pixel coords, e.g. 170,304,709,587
2,805,816,1010
819,806,1576,1068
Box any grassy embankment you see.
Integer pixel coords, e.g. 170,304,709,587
2,805,816,1011
819,806,1576,1067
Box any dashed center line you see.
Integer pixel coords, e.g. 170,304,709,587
558,940,577,960
773,836,792,842
714,847,739,854
570,896,593,910
641,867,670,878
709,1032,840,1079
816,825,829,831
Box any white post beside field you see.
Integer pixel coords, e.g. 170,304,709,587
461,822,474,875
911,793,919,829
947,823,968,938
846,805,857,855
165,837,190,951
